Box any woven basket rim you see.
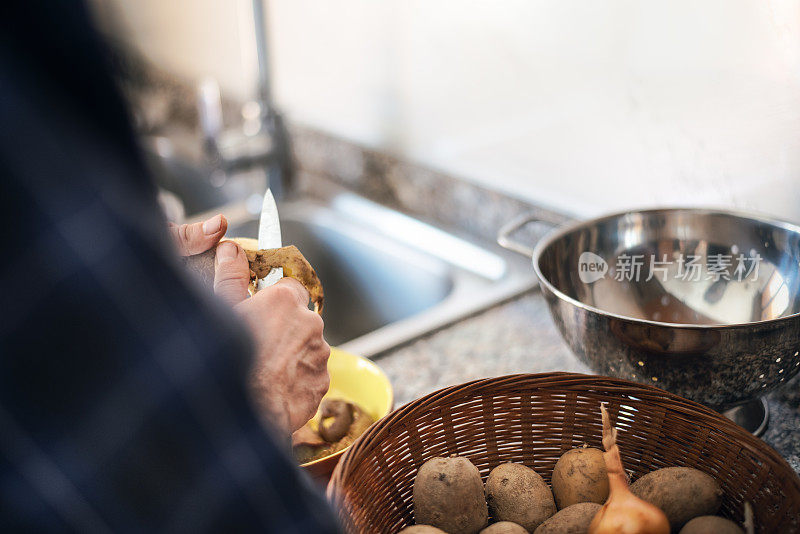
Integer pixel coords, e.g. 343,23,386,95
327,372,800,502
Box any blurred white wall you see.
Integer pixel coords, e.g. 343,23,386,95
94,0,800,221
91,0,258,101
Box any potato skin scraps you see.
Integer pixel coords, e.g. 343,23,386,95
245,245,324,313
183,242,324,313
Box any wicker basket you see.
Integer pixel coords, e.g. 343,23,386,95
327,373,800,533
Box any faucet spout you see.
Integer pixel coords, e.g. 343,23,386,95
193,0,292,200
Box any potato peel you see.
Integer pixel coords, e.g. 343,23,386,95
182,239,324,313
243,245,324,313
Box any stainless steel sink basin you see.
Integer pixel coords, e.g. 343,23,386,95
142,123,535,356
186,187,537,357
229,202,453,345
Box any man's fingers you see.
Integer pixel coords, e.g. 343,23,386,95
273,277,311,307
170,214,227,256
214,241,251,306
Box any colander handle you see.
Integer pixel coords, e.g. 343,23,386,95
497,212,563,258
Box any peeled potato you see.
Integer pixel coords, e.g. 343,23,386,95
551,447,609,509
533,502,601,534
413,456,488,534
485,463,556,532
630,467,723,531
183,237,324,312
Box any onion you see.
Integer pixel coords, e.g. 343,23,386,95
588,404,670,534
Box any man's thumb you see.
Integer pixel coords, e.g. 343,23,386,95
214,241,250,306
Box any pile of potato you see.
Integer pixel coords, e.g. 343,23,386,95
399,448,743,534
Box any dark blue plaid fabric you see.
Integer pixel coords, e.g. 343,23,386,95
0,2,340,532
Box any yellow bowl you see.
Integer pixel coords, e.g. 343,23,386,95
301,347,393,482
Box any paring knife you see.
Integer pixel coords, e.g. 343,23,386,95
258,187,283,289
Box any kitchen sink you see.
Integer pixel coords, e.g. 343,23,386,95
185,185,537,357
229,202,453,345
144,124,536,357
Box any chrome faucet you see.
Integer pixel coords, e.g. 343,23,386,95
142,0,292,219
195,0,291,199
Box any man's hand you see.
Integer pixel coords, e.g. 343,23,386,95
237,278,330,433
170,214,228,256
172,215,331,434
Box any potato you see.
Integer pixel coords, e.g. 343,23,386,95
551,447,609,509
184,240,324,312
630,467,723,531
413,457,488,534
479,522,528,534
678,516,744,534
485,463,556,532
398,526,448,534
534,502,602,534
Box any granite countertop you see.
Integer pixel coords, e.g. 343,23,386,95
375,290,800,475
289,124,800,476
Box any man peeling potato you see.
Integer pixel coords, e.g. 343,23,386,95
170,214,331,434
0,2,339,531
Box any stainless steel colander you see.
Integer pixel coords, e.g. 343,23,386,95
500,208,800,434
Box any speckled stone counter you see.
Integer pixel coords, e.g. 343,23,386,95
289,123,800,477
375,290,800,475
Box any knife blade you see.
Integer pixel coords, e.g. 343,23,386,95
257,187,282,289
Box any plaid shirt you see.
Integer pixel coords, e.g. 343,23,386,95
0,2,340,532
